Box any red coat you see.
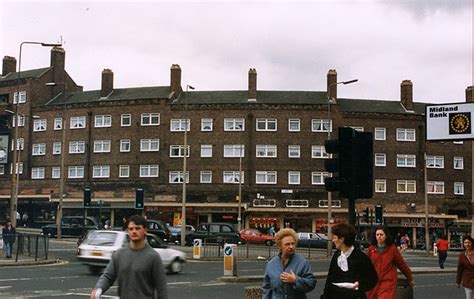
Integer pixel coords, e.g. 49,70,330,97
456,251,474,288
366,244,413,299
436,239,449,252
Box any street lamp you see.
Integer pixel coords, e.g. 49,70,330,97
10,41,61,227
326,78,358,257
181,84,194,246
238,144,243,231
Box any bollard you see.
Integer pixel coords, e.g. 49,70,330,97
223,243,237,276
244,286,263,299
193,239,202,259
397,277,413,299
433,242,438,256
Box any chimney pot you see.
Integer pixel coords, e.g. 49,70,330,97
170,64,182,95
466,86,474,102
327,69,337,101
2,56,16,76
248,68,257,101
101,69,114,97
401,80,413,111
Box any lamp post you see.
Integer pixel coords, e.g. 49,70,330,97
181,84,194,246
10,41,61,227
326,78,358,257
238,144,243,231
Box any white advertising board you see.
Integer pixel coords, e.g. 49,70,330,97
425,102,474,141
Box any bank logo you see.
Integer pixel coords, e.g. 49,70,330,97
449,113,471,134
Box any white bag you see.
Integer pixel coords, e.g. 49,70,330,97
0,238,3,249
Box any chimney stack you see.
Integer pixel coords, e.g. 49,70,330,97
248,68,257,101
327,69,337,101
466,86,474,102
101,69,114,97
2,56,16,76
50,47,66,94
401,80,413,111
170,64,182,95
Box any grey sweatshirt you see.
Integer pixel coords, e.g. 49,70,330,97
95,243,168,299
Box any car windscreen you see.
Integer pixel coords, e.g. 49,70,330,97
83,231,119,246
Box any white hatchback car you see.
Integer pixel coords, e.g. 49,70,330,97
77,230,186,274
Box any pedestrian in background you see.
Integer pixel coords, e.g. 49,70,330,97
90,214,167,299
456,236,474,299
321,223,378,299
2,220,16,259
436,234,450,269
366,226,414,299
268,225,276,237
262,228,316,298
400,234,410,252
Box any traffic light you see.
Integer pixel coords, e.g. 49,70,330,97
363,207,369,223
135,188,144,209
324,127,354,195
84,188,91,207
375,204,383,224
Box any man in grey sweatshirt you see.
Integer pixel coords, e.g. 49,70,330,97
90,214,168,299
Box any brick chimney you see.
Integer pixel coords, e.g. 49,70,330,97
170,64,182,95
50,47,66,95
101,69,114,97
466,86,474,102
327,69,337,101
401,80,413,111
2,56,16,76
248,68,257,101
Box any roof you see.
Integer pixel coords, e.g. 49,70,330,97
0,67,51,82
338,98,427,115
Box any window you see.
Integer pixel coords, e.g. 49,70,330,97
53,142,62,155
94,115,112,128
0,165,4,175
256,145,277,158
454,157,464,169
141,113,160,126
318,200,342,208
140,139,160,152
256,118,277,131
224,118,244,131
375,153,386,167
397,180,416,193
12,115,25,127
312,119,332,132
397,154,416,167
33,119,47,132
427,181,444,194
140,165,159,177
312,145,329,158
224,145,244,158
170,145,189,157
11,138,24,151
170,119,190,131
288,171,300,185
68,166,84,178
396,128,416,141
256,171,277,184
375,180,386,193
69,141,85,154
13,91,26,104
93,165,110,178
94,140,111,153
31,167,45,179
10,162,23,175
288,119,300,132
201,118,213,131
54,118,63,130
312,172,328,185
426,155,444,168
121,114,131,127
201,145,212,157
454,182,464,195
288,145,300,158
169,171,189,183
32,143,46,156
374,128,386,140
119,165,130,178
52,167,60,179
70,116,86,129
120,139,131,152
200,171,212,183
223,171,243,184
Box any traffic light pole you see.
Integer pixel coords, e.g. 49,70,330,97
348,198,356,226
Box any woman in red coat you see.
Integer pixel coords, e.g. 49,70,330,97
456,235,474,298
366,227,414,299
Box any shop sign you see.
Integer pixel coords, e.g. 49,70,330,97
400,218,444,228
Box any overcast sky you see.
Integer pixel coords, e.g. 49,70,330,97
0,0,472,103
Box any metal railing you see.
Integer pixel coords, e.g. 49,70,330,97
0,233,49,262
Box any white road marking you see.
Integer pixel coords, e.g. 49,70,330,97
0,286,12,290
167,282,192,285
201,282,227,287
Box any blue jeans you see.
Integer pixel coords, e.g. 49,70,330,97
5,241,13,257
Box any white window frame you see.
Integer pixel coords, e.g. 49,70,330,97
200,144,213,158
69,141,86,154
396,128,416,141
427,181,445,194
397,180,416,193
256,145,277,158
256,171,277,184
170,145,190,157
52,142,61,155
200,171,212,183
224,118,245,131
121,114,131,127
288,145,300,158
170,119,190,132
70,116,86,129
10,162,23,175
288,171,300,185
13,91,26,104
140,139,160,152
141,113,160,126
68,166,84,178
224,145,244,158
93,140,111,153
454,182,464,195
256,118,277,131
375,153,386,167
33,119,47,132
223,171,243,184
397,154,416,167
454,157,464,170
54,118,63,130
120,139,131,152
312,145,329,158
426,155,444,169
119,165,130,178
11,138,24,151
318,200,342,208
92,165,110,178
311,119,332,132
32,143,46,156
312,172,328,185
0,165,4,175
374,127,386,140
94,115,112,128
31,167,45,179
169,171,189,183
12,115,25,127
375,179,386,193
288,119,300,132
51,167,60,179
201,118,213,131
139,165,159,177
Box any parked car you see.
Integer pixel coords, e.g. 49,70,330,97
146,219,171,242
169,225,195,244
77,230,186,274
239,228,274,246
41,216,99,238
186,222,242,246
297,232,331,249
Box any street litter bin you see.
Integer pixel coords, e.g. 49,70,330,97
397,277,413,299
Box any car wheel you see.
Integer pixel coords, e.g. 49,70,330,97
265,240,273,246
169,258,184,274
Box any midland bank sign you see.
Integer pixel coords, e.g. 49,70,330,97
425,102,474,141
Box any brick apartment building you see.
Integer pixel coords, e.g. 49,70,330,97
0,47,472,247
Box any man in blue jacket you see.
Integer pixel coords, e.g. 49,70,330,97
262,228,316,298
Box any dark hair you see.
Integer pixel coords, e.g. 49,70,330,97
126,214,147,228
332,223,357,247
463,236,473,243
370,226,394,246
